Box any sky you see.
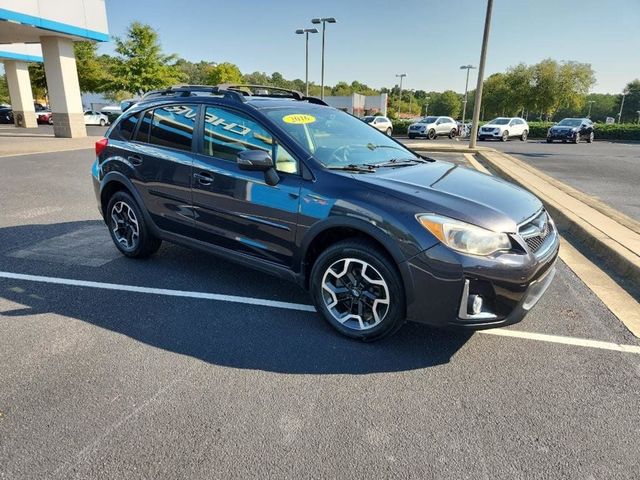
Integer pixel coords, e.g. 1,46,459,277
11,0,640,94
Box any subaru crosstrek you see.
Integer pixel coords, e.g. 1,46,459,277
93,85,558,341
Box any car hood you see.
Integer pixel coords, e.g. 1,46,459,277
551,125,577,130
356,161,542,233
481,123,507,129
410,122,435,127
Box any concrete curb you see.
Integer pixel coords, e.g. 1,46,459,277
476,149,640,289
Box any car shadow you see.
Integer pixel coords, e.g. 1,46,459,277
0,220,473,374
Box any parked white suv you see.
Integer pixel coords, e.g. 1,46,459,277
407,116,458,140
362,115,393,136
478,117,529,142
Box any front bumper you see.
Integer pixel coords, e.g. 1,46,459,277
478,129,502,139
547,130,576,140
404,224,559,329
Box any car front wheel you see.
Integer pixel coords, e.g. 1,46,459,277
501,130,509,142
310,239,405,341
427,129,436,140
107,191,161,258
99,119,106,126
573,133,580,144
521,130,528,141
386,128,392,136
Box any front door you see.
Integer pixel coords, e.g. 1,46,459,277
191,105,302,267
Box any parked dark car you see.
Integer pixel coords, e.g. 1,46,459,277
92,85,558,341
0,107,13,124
547,118,594,143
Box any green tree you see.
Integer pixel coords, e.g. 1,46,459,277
74,41,110,93
617,79,640,122
243,71,270,85
28,63,48,101
108,22,184,95
0,73,10,104
504,63,533,116
205,62,242,85
175,59,217,85
429,90,462,118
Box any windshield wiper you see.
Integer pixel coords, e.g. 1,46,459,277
326,164,377,172
370,158,428,168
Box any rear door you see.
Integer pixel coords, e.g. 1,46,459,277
191,105,302,267
126,104,197,234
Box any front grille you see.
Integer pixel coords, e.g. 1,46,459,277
519,210,552,253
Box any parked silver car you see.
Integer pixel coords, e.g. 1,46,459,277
408,116,458,140
362,115,393,136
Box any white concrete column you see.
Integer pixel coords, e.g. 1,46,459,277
40,36,86,138
4,60,38,128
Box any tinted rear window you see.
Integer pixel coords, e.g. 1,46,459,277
148,105,196,151
135,110,152,143
117,112,140,141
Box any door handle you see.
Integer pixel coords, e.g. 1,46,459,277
128,155,143,166
194,172,214,185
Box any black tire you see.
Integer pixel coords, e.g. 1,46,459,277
587,132,594,143
501,130,509,142
546,138,553,143
573,133,580,144
427,129,436,140
521,130,528,141
478,137,485,141
99,118,106,126
106,191,161,258
386,128,392,136
448,128,456,139
310,239,406,341
408,134,416,139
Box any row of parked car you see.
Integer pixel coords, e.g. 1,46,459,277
0,104,121,126
391,115,595,143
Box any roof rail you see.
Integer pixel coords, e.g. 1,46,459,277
141,85,246,103
219,84,328,106
138,84,328,106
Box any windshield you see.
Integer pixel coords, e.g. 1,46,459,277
557,119,582,127
488,118,510,125
419,116,437,124
362,116,374,123
265,108,420,168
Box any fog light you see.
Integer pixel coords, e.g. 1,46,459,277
468,295,483,315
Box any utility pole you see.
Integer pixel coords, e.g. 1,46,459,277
617,92,626,123
311,17,336,100
460,65,476,129
469,0,494,149
424,96,430,116
395,73,406,118
295,28,318,96
587,100,595,117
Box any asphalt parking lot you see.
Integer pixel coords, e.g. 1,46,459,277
1,146,639,479
403,136,640,220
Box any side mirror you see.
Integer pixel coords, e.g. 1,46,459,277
237,150,280,186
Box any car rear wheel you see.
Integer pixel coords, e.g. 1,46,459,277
520,130,528,141
107,191,161,258
99,118,106,126
386,127,392,136
501,130,509,142
310,239,405,341
448,128,456,139
587,132,594,143
427,129,436,140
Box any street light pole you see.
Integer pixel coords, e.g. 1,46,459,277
636,110,640,124
460,64,476,131
295,28,319,96
311,17,336,100
395,73,406,118
424,96,430,116
469,0,494,149
587,100,595,117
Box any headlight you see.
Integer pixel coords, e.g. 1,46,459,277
417,214,511,256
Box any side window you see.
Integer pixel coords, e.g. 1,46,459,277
203,106,298,174
148,105,196,151
118,112,140,141
134,110,152,143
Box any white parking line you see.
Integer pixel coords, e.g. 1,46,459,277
0,271,316,312
1,270,639,355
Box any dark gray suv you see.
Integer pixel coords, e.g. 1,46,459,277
93,85,559,341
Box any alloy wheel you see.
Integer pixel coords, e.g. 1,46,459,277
110,201,140,250
321,258,390,331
